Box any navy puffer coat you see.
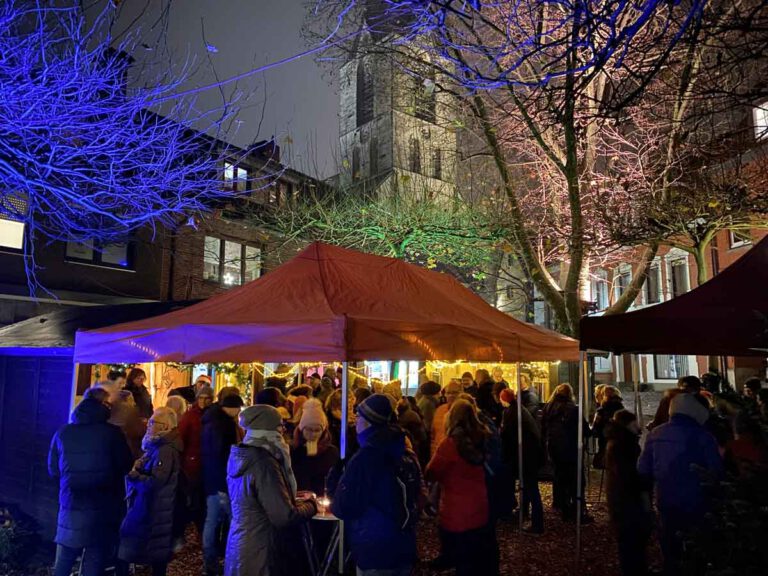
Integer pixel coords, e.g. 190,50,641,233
119,429,183,565
48,398,134,548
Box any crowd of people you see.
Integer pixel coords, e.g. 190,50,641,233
46,366,768,576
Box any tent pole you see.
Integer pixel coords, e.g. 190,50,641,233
516,362,524,532
338,361,348,574
632,355,642,427
576,351,587,568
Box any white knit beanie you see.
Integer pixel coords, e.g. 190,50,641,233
299,398,328,431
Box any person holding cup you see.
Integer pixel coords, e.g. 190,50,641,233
224,405,316,576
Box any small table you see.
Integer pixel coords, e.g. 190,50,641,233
306,511,347,576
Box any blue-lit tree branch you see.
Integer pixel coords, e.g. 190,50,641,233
0,1,274,292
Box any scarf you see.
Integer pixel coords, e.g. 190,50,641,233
243,429,298,496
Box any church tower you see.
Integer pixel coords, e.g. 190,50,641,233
338,34,457,197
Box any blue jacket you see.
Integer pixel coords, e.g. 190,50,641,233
330,425,422,570
638,413,722,521
48,398,134,548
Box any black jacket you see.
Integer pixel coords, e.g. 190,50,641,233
542,396,585,464
291,434,340,496
168,385,196,405
202,404,239,495
48,398,134,548
501,401,545,478
126,383,154,419
119,430,183,565
605,422,650,523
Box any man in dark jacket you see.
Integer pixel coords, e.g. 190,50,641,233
48,387,133,576
606,410,652,576
638,392,722,575
501,390,546,533
201,393,244,576
329,394,424,576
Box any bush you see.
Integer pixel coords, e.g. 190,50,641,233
682,466,768,576
0,503,39,567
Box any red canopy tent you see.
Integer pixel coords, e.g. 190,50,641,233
75,242,578,363
580,235,768,356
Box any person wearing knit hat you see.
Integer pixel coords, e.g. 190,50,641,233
255,386,286,408
327,393,423,574
290,398,339,497
638,388,722,575
225,405,316,576
382,380,403,402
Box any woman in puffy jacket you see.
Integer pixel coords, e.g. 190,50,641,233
225,405,316,576
117,407,183,576
425,399,499,576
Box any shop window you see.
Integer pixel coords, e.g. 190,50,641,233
644,264,661,304
654,355,689,380
754,101,768,141
409,138,421,174
729,229,751,248
203,236,261,286
65,240,133,269
224,162,248,192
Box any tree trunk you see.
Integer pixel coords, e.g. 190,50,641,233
603,243,659,316
693,242,709,287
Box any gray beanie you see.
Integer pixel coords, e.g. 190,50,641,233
239,404,283,431
669,392,709,426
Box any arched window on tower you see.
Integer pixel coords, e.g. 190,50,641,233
356,59,374,127
408,138,421,174
413,64,436,123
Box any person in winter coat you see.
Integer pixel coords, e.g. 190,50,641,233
605,410,652,576
638,392,723,575
519,373,540,414
291,398,340,496
329,394,424,576
417,380,442,438
591,386,624,469
397,397,429,467
165,395,188,424
96,382,146,460
647,375,702,430
500,389,545,534
117,407,183,576
126,367,154,419
542,384,589,521
169,374,213,405
461,372,478,398
225,405,317,576
48,387,133,576
476,369,503,427
431,380,462,457
426,399,498,576
201,393,244,576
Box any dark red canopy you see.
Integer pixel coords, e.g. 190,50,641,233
76,242,578,363
580,236,768,356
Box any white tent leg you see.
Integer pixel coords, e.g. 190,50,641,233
516,362,524,532
576,351,587,567
338,362,348,574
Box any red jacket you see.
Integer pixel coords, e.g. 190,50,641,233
425,436,489,533
179,404,205,481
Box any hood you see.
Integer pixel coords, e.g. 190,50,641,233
358,424,406,460
227,444,266,479
203,403,228,424
71,398,110,425
143,428,183,452
670,392,710,426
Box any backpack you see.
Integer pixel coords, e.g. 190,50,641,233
390,451,423,531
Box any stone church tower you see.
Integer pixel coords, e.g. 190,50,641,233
337,34,458,197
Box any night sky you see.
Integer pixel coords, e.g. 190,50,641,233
117,0,340,178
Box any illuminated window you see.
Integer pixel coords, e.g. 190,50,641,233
65,240,133,269
224,162,248,192
754,101,768,141
203,236,261,285
0,195,27,250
